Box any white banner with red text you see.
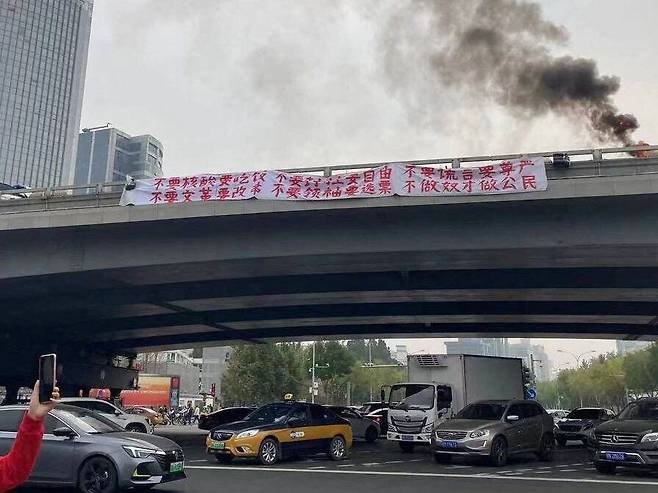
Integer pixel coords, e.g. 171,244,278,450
119,158,547,206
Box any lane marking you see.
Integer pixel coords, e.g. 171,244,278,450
185,465,658,486
446,465,472,469
559,469,578,472
187,459,209,463
534,471,552,474
308,466,326,470
363,463,382,466
383,460,404,464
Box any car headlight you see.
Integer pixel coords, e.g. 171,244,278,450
469,429,490,439
641,432,658,443
422,424,433,433
236,429,259,439
123,445,162,458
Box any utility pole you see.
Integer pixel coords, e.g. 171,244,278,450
308,342,329,404
312,342,316,404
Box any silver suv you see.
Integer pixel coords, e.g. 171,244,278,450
431,400,555,466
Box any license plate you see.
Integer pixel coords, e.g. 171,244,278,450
441,440,458,449
401,435,414,441
169,461,184,473
605,452,626,461
211,441,225,450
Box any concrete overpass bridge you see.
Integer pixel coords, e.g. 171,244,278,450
2,145,658,391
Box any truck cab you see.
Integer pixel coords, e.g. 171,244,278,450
387,382,453,451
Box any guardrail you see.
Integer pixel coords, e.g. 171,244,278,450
2,144,658,214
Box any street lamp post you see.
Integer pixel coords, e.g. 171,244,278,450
557,349,597,407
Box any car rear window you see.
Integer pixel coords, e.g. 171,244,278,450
456,403,506,420
567,409,603,420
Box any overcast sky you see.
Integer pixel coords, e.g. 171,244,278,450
81,0,658,371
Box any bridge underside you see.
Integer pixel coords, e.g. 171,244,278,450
3,262,658,352
3,191,658,356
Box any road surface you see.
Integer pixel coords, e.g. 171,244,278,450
21,427,658,492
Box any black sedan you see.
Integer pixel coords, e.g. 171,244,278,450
198,406,255,431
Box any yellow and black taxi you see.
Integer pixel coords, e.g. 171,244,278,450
205,399,353,465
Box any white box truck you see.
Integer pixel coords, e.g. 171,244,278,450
387,354,524,451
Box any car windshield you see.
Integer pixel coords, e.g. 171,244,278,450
567,409,602,420
389,384,434,410
56,407,124,434
455,403,507,420
245,403,294,424
618,401,658,420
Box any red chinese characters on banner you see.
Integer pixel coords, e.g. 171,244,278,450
122,158,547,206
398,158,546,197
260,165,395,200
145,172,266,204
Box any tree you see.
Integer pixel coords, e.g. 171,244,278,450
312,341,356,404
221,343,306,406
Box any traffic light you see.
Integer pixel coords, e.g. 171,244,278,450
522,364,536,400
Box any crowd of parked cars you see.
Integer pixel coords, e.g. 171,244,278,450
2,395,658,492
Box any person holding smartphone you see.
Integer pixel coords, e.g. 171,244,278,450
0,381,59,493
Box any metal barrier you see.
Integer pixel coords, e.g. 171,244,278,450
2,144,658,214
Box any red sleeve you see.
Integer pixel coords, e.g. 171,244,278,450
0,414,44,493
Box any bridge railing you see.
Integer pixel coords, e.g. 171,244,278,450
2,144,658,213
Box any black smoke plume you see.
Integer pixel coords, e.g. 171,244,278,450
383,0,638,145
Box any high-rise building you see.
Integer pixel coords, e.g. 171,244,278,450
616,340,651,357
444,338,509,357
137,350,201,400
393,344,408,364
444,337,552,381
201,347,232,400
0,0,93,187
74,127,164,186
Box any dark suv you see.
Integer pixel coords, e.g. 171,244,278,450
555,407,615,446
592,398,658,474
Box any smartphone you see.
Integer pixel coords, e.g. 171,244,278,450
38,354,57,403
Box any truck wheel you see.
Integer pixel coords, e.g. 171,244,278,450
556,436,567,447
489,437,508,467
595,462,616,475
537,434,554,461
399,442,415,453
434,453,452,464
365,426,378,443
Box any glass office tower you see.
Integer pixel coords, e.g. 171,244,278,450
0,0,93,187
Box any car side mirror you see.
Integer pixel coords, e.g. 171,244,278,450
506,415,520,422
53,427,76,438
288,417,306,428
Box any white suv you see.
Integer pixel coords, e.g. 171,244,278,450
61,398,153,433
